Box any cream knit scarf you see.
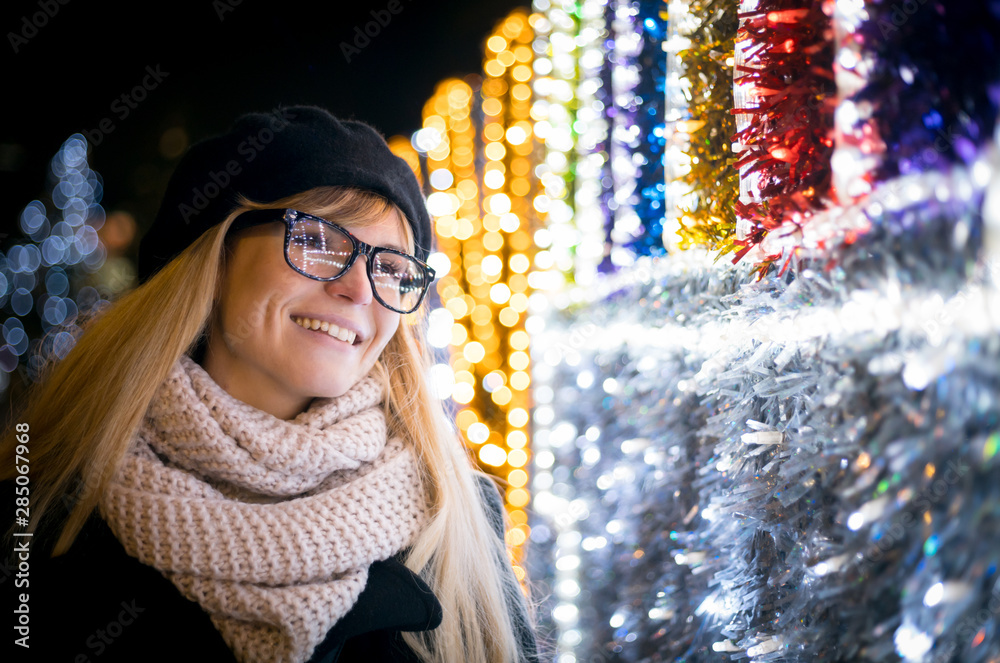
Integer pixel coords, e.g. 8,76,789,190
98,354,428,663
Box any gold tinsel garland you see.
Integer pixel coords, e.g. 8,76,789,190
673,0,740,256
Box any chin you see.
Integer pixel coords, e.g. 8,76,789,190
310,378,358,400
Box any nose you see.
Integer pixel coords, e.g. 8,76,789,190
325,256,374,305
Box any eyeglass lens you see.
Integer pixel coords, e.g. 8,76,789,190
287,216,428,312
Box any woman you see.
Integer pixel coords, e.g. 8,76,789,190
1,106,539,663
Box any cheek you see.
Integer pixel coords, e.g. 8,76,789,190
374,314,401,353
219,266,291,343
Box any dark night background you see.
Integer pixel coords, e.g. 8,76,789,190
0,0,529,247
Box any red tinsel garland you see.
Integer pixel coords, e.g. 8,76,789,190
731,1,837,268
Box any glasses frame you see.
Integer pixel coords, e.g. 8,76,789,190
234,208,436,314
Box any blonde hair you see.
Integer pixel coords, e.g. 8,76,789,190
0,186,532,663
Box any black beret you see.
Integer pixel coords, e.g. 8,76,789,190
136,105,432,283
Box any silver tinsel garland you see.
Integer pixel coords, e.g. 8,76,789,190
526,158,1000,662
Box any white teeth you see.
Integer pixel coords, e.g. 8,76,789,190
294,317,357,345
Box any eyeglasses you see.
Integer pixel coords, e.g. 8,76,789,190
233,208,436,314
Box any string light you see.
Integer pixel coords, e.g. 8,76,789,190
1,134,109,396
393,9,540,580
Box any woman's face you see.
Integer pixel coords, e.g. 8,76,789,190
202,208,405,419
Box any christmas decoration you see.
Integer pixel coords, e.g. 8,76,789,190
0,134,109,398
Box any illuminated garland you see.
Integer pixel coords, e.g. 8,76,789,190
0,134,109,397
570,0,612,286
624,0,668,258
399,10,539,577
530,0,606,293
672,0,741,256
531,0,670,288
731,1,836,269
851,0,1000,184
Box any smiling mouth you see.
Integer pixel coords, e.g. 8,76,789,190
292,317,359,345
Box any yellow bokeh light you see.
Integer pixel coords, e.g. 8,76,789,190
507,449,528,468
463,341,486,363
497,50,516,67
457,179,478,200
509,292,529,312
456,409,478,430
464,250,483,268
498,307,519,327
508,488,530,508
509,254,530,273
511,178,531,197
481,254,503,276
471,304,493,325
435,216,456,238
510,509,527,526
511,83,531,101
484,123,505,142
450,323,468,346
453,370,475,385
473,323,495,341
490,283,512,304
487,193,512,214
452,382,475,404
509,350,529,371
507,430,528,449
509,330,529,350
508,469,528,488
483,231,504,252
508,272,528,291
512,65,532,82
503,16,525,39
484,141,507,161
513,45,532,63
491,386,512,406
512,140,533,157
512,565,526,581
479,443,508,467
446,297,469,318
483,170,506,190
487,35,507,53
499,213,520,233
454,218,475,241
483,98,503,116
510,231,532,251
508,408,528,428
506,528,527,547
510,371,531,391
484,59,506,78
506,125,528,145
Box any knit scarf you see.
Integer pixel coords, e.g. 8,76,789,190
98,354,428,663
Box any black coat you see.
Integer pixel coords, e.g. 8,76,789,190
5,476,538,663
